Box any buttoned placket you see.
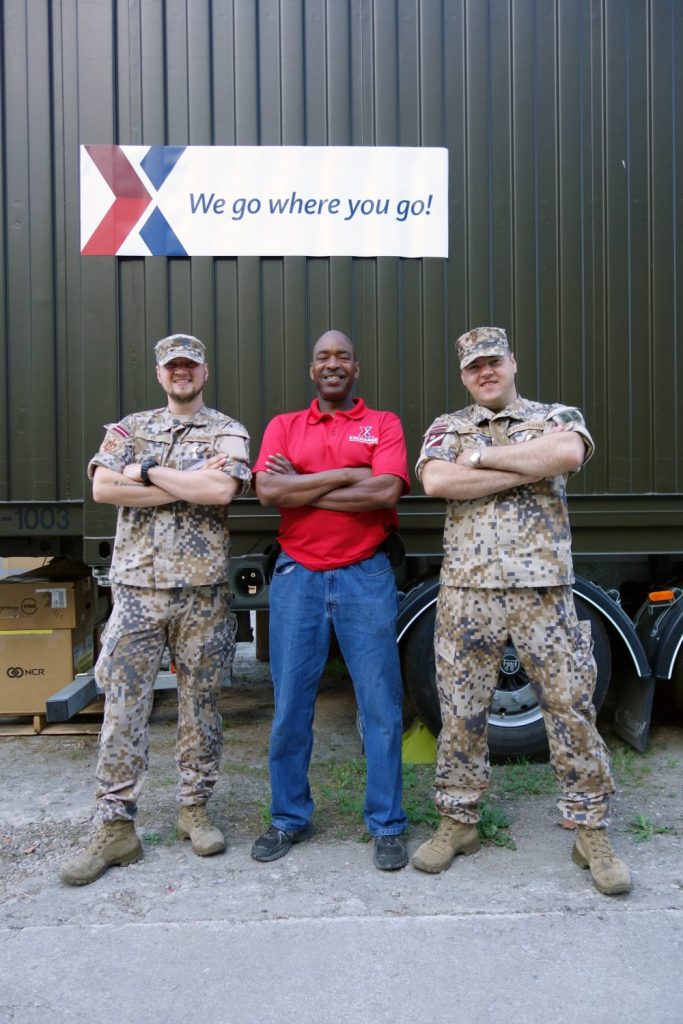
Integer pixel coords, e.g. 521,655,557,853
164,419,196,466
153,419,196,585
487,415,516,581
488,414,510,446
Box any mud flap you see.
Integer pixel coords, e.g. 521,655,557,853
611,668,656,752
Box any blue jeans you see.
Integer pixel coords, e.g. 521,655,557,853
268,550,407,836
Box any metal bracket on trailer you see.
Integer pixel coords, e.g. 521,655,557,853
45,671,179,723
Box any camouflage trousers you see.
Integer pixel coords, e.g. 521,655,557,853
95,583,236,822
433,585,615,827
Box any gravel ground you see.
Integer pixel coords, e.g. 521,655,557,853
0,639,682,924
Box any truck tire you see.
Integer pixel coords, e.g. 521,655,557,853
672,652,683,716
400,594,611,760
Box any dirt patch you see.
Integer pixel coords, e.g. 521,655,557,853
0,646,369,898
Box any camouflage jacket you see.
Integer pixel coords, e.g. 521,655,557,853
415,396,594,588
88,405,251,588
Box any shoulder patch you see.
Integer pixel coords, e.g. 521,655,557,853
101,434,126,455
549,408,584,426
423,431,448,450
423,418,453,449
104,422,131,438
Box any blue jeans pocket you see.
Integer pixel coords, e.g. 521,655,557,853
353,551,392,577
273,553,298,577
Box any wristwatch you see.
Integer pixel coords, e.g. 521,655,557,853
469,448,483,468
140,458,159,485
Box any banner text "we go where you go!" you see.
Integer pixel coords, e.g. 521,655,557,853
80,146,448,258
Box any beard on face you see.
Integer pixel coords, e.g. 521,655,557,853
167,381,203,404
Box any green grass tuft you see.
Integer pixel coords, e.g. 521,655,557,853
492,758,557,798
478,800,516,849
627,814,675,843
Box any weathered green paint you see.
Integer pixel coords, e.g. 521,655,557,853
1,1,681,558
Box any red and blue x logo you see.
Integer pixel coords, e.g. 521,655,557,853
81,145,187,256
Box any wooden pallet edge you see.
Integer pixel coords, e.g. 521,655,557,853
0,711,103,736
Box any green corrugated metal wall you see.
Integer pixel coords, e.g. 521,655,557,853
1,0,682,517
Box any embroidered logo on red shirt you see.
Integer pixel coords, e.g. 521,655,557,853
348,425,379,445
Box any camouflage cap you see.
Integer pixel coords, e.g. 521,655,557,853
155,334,206,366
456,327,509,369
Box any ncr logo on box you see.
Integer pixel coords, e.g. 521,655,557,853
6,667,45,678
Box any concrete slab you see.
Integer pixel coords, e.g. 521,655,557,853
1,906,681,1024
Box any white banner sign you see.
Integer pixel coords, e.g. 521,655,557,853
80,145,448,258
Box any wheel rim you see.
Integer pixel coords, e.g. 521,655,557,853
490,644,544,730
401,593,611,752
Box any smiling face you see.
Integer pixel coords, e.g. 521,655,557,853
310,331,360,412
156,357,208,412
461,352,518,412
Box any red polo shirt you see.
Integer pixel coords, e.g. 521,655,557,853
253,399,410,570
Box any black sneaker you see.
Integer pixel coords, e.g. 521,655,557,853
251,824,312,862
373,834,408,871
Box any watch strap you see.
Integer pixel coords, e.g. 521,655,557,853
140,458,159,485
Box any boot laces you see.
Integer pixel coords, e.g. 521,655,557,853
432,818,466,853
88,822,124,855
583,828,615,861
185,804,212,827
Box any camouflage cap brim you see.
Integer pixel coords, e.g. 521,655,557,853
456,327,509,369
155,334,206,365
459,340,509,369
157,346,205,365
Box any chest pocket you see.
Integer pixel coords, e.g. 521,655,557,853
508,419,547,444
456,423,492,451
175,432,217,469
133,430,172,462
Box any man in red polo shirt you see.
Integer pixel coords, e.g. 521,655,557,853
251,330,409,870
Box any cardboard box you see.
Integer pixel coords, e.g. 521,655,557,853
0,556,52,579
0,568,95,630
0,622,95,715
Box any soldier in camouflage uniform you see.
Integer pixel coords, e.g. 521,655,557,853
411,327,631,896
60,334,251,886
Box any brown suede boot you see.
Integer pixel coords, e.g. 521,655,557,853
411,815,481,873
59,820,142,886
177,804,226,856
572,825,632,895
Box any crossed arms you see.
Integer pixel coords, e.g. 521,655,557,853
92,454,241,508
421,430,586,501
255,454,403,511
